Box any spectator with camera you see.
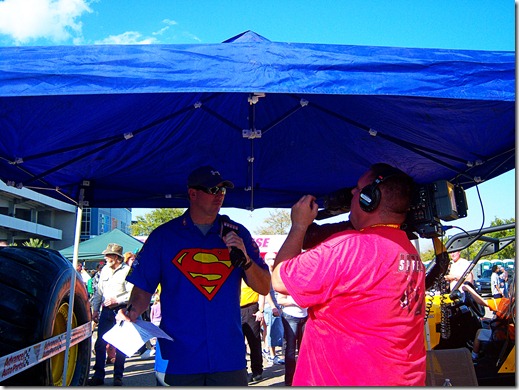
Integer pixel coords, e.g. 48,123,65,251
271,163,426,386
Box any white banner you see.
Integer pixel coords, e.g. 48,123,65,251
0,322,91,382
253,235,287,256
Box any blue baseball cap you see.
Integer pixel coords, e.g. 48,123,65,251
187,165,234,189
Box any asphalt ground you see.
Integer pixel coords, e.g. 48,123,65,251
89,332,285,386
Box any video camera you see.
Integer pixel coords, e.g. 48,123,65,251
315,187,354,220
316,180,468,238
403,180,468,238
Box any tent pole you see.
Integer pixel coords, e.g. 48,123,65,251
247,95,258,211
62,203,83,386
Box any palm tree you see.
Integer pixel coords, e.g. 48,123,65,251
22,238,49,248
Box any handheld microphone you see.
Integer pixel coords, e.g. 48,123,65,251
220,215,249,268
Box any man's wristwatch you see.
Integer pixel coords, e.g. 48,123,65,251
243,258,253,270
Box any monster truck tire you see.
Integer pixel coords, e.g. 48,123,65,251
0,247,91,386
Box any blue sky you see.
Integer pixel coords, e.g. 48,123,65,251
0,0,515,247
0,0,514,50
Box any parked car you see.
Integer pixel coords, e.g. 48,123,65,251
474,269,492,295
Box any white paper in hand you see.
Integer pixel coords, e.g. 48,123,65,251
102,319,173,357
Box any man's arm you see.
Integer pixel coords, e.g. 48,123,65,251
272,195,318,295
254,294,266,322
264,291,281,316
243,258,271,295
90,275,104,323
461,284,489,308
276,294,294,307
116,285,153,323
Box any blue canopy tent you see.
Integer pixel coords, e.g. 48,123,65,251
0,31,514,212
1,31,513,384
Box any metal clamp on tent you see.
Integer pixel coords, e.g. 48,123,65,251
9,157,23,165
79,180,91,207
242,129,262,139
5,180,23,189
466,160,483,168
248,92,265,105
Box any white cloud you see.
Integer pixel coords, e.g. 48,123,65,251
181,31,201,43
0,0,92,44
162,19,177,26
95,31,158,45
152,26,169,36
152,19,178,36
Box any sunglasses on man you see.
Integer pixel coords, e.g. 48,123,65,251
190,185,227,195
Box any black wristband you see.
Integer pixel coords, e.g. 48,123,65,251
243,258,253,271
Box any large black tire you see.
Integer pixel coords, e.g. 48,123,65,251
0,247,91,385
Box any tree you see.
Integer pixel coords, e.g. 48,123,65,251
419,236,450,262
420,248,436,262
443,217,515,260
487,217,515,259
466,217,515,260
22,238,49,248
254,209,291,235
130,208,185,236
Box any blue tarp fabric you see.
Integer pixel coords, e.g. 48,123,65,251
0,31,514,210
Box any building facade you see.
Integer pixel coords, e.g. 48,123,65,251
80,207,132,240
0,180,131,250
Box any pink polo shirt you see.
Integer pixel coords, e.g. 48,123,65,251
280,226,426,386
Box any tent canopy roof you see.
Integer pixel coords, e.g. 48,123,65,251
0,31,514,211
59,228,143,261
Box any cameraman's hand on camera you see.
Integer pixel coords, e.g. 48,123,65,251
272,195,318,295
291,195,319,231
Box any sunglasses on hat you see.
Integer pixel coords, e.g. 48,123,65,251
190,185,227,195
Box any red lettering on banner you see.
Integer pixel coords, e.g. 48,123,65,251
2,351,29,378
254,237,271,248
4,352,25,367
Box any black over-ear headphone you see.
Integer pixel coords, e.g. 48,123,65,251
359,168,400,212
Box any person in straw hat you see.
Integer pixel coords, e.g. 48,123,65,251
88,243,134,386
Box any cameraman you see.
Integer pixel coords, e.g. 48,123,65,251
271,163,426,386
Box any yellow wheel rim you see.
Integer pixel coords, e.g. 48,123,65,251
51,302,78,386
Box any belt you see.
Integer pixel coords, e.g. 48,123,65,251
107,303,127,312
240,302,258,309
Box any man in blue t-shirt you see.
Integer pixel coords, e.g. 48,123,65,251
119,165,270,386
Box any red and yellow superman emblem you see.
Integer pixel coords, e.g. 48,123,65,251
172,248,233,300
